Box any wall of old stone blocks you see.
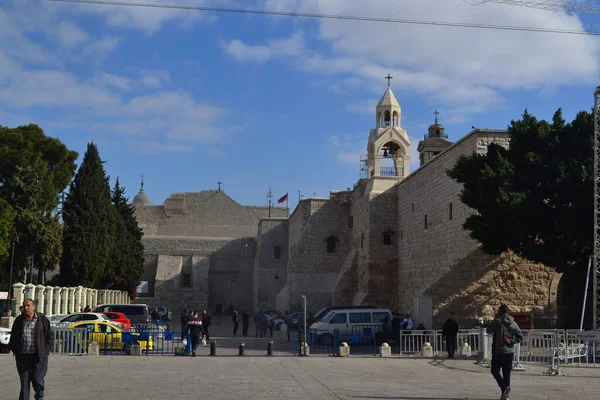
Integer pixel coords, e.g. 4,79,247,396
286,198,352,313
397,131,510,315
254,218,289,311
366,189,399,309
426,249,558,328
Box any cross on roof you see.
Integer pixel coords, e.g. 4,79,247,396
140,173,145,189
385,74,393,87
217,181,222,190
434,109,440,124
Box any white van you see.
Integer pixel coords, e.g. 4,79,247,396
309,308,392,337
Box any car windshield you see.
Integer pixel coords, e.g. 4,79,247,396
320,311,335,322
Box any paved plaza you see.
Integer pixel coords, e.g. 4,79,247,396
1,351,599,400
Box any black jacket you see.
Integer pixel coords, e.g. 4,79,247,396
9,313,54,360
442,318,459,338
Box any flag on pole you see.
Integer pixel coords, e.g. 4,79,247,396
277,193,288,204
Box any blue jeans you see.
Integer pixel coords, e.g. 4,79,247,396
491,353,514,392
16,354,48,400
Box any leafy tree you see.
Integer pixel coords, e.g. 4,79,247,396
447,109,593,273
0,124,77,283
0,199,15,264
102,178,144,292
60,143,115,287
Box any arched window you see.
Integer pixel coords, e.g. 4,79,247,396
325,236,338,253
273,246,282,260
384,111,391,127
383,231,394,245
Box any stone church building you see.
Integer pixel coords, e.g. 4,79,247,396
133,85,562,328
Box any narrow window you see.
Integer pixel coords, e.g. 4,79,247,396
326,236,337,253
361,233,364,248
181,273,192,288
349,216,354,229
449,203,453,221
424,214,428,230
273,246,282,260
383,232,393,245
411,203,415,212
400,230,403,240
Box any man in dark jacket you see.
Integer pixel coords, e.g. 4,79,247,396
241,312,250,336
442,312,459,358
185,310,204,357
486,305,523,400
9,298,54,400
232,310,240,335
201,310,211,340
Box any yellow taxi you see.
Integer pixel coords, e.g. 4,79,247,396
66,321,154,351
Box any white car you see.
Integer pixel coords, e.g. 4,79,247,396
50,313,120,328
0,327,10,353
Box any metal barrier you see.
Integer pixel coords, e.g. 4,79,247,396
291,329,335,355
398,329,483,356
338,324,383,355
53,328,89,354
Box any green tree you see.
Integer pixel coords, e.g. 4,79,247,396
0,124,77,283
102,178,145,292
60,143,115,287
447,109,593,273
0,199,15,264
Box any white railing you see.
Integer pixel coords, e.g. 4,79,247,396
52,327,89,355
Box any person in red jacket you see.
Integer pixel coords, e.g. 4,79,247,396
9,298,54,400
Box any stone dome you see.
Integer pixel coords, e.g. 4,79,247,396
132,188,152,207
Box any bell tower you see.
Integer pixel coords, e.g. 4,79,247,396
366,75,411,180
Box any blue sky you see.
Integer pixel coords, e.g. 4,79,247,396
1,0,599,211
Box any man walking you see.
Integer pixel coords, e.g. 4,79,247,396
185,310,204,357
9,298,54,400
442,312,459,358
151,308,160,329
232,310,240,336
201,310,211,340
241,312,250,336
486,304,523,400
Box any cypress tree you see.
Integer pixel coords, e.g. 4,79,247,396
60,143,114,287
102,178,144,292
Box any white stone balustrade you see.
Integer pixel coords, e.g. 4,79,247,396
35,285,45,314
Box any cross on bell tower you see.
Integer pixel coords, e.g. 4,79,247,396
434,109,440,125
385,74,393,87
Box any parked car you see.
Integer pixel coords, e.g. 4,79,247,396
99,312,131,331
64,321,153,352
0,327,10,353
310,305,377,325
309,307,393,342
92,304,151,325
51,313,117,328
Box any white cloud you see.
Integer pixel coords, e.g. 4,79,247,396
139,69,171,89
98,72,135,92
55,21,90,48
220,32,306,63
227,0,600,121
82,36,122,65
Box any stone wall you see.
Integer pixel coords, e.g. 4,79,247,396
425,249,559,328
135,191,289,239
397,130,510,315
286,198,351,312
254,218,289,311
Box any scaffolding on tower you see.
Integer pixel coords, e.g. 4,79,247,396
593,86,600,330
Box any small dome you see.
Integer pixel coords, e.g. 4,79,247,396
132,188,152,207
428,123,446,139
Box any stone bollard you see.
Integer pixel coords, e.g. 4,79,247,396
239,342,245,356
130,344,142,356
210,340,216,356
0,316,14,329
300,342,310,356
267,340,273,356
379,343,392,358
87,341,100,356
338,342,350,357
420,342,434,357
174,345,186,356
459,342,471,357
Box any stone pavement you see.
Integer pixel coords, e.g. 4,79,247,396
1,353,600,400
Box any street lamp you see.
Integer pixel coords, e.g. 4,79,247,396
7,241,16,309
